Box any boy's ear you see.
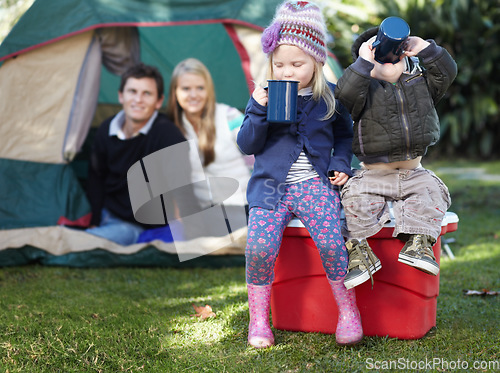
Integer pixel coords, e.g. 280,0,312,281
351,27,379,62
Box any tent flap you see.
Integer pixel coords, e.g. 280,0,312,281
0,31,96,163
98,27,141,75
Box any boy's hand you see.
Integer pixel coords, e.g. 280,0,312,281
403,36,430,57
329,171,349,186
252,85,268,107
358,36,376,62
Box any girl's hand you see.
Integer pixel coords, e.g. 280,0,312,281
403,36,430,57
329,171,349,186
252,86,268,106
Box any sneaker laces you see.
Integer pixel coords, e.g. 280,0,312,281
410,235,437,261
347,239,377,287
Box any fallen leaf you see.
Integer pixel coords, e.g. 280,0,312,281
463,289,499,296
192,304,216,319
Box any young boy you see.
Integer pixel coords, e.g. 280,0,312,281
334,23,457,289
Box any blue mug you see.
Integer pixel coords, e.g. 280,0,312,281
372,17,410,64
267,80,299,123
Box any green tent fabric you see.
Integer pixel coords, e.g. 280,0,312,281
98,23,252,109
0,0,280,59
0,159,90,229
0,0,343,109
0,0,345,267
0,0,280,110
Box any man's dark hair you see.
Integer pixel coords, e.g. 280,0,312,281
119,63,164,99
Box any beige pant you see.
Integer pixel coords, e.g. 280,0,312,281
340,167,451,240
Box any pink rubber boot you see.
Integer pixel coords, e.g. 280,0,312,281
247,283,274,348
328,278,364,345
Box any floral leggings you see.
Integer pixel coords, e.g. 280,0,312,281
246,178,348,285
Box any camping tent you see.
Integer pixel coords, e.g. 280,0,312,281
0,0,344,267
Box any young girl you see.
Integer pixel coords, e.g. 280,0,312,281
236,0,363,348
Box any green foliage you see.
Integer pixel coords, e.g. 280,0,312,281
324,0,500,160
0,0,35,42
322,0,385,66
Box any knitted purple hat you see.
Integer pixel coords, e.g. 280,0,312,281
261,1,327,64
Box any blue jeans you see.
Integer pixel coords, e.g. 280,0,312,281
86,208,144,246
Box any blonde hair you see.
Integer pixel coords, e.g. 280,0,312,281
166,58,217,166
267,54,336,120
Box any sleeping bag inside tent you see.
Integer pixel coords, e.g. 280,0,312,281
0,0,343,267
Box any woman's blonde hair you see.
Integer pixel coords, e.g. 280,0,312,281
267,54,336,120
166,58,217,166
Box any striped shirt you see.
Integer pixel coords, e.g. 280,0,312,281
285,150,320,184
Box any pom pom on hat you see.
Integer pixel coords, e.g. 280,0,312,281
261,1,327,64
262,22,281,54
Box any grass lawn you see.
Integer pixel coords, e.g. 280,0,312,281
0,161,499,372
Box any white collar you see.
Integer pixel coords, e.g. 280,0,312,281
109,110,158,139
298,87,313,96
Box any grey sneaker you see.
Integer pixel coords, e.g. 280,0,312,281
398,234,439,275
344,239,382,289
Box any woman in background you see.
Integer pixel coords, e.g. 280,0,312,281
166,58,252,211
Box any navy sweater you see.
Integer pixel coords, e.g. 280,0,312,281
87,113,188,227
237,83,353,210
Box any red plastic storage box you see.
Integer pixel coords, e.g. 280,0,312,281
271,212,458,339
